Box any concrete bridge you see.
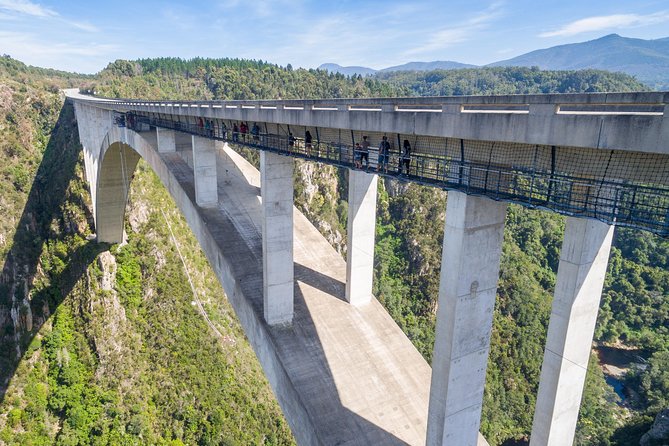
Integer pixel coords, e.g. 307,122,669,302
67,89,669,446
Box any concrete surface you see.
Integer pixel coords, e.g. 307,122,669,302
427,191,507,446
192,135,218,207
530,218,614,446
261,151,295,325
156,127,176,153
345,169,378,306
77,119,439,445
67,88,669,155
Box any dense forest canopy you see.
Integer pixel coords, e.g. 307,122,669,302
0,55,667,445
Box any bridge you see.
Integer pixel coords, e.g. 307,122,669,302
66,89,669,446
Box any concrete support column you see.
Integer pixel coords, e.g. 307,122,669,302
156,128,177,153
261,151,294,326
427,191,507,446
530,218,614,446
192,135,218,207
345,170,378,305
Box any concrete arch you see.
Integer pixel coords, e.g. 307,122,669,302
95,140,141,243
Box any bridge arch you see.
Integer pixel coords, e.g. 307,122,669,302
95,138,141,243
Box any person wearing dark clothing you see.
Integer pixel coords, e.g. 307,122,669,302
240,122,248,141
377,136,390,173
305,130,313,156
360,135,370,168
221,121,228,140
354,142,362,168
288,132,295,150
232,123,239,142
251,123,260,143
400,139,411,174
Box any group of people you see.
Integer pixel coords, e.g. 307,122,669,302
191,118,412,174
219,121,260,143
354,135,412,175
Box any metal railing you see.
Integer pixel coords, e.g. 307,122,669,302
126,113,669,237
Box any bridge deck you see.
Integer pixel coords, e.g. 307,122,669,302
157,137,477,444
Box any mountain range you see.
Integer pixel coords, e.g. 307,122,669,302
318,34,669,90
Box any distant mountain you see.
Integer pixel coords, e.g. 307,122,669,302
317,63,377,76
380,61,476,72
318,60,475,76
489,34,669,90
319,34,669,90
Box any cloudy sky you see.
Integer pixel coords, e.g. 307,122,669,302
0,0,668,74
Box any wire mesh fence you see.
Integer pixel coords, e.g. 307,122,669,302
126,112,669,237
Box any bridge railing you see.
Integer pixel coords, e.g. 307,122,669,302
125,113,669,237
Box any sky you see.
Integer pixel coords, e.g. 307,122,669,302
0,0,668,74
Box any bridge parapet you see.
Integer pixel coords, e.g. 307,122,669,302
79,91,669,154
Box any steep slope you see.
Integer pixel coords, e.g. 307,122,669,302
490,34,669,89
0,59,294,444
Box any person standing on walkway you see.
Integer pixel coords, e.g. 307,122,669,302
361,135,370,169
377,135,390,173
232,122,239,142
305,130,313,156
400,139,411,174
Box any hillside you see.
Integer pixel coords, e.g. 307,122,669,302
0,56,667,445
0,58,295,445
490,34,669,90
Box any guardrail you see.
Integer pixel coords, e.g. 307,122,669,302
124,112,669,237
77,91,669,118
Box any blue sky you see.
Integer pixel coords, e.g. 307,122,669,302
0,0,668,74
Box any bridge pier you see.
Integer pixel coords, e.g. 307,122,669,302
192,135,218,207
427,191,507,446
345,170,378,305
261,152,294,326
530,218,613,446
156,128,177,153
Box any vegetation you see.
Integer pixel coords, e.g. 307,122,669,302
376,65,647,96
1,54,667,445
0,57,294,445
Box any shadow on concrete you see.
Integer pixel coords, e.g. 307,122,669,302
294,262,346,302
163,148,412,444
0,101,104,402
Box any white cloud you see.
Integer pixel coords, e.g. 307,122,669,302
0,30,117,72
540,11,669,37
68,20,99,32
0,0,99,32
403,1,505,57
0,0,56,17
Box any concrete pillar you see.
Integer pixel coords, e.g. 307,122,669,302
530,218,614,446
427,191,507,446
261,151,294,326
192,135,218,207
345,170,378,305
156,128,177,153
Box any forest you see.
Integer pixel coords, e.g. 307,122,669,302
0,55,667,445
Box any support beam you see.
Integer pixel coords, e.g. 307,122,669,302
192,135,218,207
530,218,614,446
345,170,378,305
427,191,507,446
261,152,294,326
156,128,177,153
